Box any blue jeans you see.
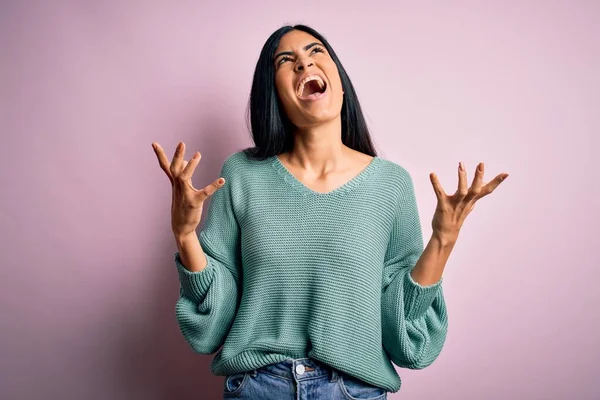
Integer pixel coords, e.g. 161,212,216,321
223,357,387,399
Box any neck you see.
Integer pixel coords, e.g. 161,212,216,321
286,115,349,170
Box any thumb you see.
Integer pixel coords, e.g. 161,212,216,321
198,177,226,201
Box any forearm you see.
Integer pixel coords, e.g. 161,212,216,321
410,232,456,286
175,233,208,273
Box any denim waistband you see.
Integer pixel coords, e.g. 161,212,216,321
252,357,340,382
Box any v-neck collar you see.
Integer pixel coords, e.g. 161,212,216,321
270,154,382,197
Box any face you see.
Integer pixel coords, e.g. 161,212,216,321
273,30,344,129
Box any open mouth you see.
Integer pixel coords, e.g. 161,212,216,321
296,76,328,101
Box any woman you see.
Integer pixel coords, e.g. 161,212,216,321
152,24,508,400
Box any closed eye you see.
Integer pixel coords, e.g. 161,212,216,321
278,46,325,65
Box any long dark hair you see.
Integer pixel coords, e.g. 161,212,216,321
242,24,378,161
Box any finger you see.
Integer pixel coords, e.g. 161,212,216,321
152,142,174,182
197,177,226,202
169,142,186,178
466,162,484,201
429,172,446,201
478,173,509,199
457,161,468,197
180,151,201,183
471,162,484,193
178,159,200,193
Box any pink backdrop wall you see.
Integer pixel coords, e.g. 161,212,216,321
2,1,598,399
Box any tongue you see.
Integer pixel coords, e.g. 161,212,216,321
302,80,322,97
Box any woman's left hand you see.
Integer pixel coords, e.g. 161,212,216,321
429,161,509,244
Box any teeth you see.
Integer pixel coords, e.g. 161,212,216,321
297,75,325,97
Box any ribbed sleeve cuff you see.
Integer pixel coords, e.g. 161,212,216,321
175,251,216,304
403,270,443,320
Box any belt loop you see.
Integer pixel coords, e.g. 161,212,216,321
330,367,339,382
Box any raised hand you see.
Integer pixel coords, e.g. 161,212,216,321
429,161,509,244
152,141,226,238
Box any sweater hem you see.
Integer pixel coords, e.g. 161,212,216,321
403,270,443,320
209,348,402,393
175,251,216,303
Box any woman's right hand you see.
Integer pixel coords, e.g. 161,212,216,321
152,141,226,238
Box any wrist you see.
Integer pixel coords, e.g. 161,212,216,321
175,231,197,245
431,230,458,248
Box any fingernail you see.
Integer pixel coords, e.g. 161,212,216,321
459,161,464,172
218,178,224,184
192,152,199,160
478,163,484,172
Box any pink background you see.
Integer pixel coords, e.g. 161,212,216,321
1,1,598,399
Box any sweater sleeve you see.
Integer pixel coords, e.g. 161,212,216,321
381,169,448,370
174,155,242,355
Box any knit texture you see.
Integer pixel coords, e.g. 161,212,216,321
174,150,448,393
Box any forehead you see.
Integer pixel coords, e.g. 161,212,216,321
275,30,322,52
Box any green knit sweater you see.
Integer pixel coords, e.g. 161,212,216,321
174,150,448,393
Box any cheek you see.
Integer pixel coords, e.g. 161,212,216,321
274,76,283,95
327,69,343,92
275,75,294,100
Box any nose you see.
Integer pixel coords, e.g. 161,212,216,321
294,56,314,72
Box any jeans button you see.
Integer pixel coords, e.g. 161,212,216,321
295,364,305,375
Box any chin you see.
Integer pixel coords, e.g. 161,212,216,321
297,110,342,127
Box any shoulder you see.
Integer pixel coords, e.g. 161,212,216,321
223,148,274,165
375,156,416,190
219,148,273,182
373,156,420,212
221,149,247,169
220,149,253,173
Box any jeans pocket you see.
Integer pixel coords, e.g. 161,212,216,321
338,372,386,400
223,372,249,396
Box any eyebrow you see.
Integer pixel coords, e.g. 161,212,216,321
273,42,324,61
